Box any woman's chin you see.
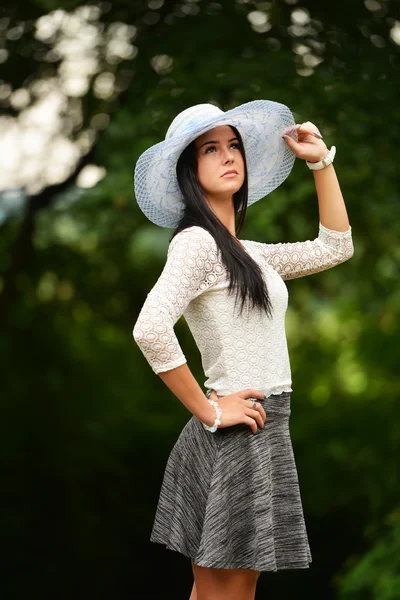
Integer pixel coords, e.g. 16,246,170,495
220,180,244,194
204,181,244,201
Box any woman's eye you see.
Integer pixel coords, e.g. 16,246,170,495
204,143,239,154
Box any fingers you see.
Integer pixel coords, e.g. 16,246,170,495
256,402,268,423
238,388,265,400
282,131,327,160
248,401,267,423
243,415,258,435
296,122,323,138
281,135,298,154
209,388,268,435
246,407,266,430
246,399,267,421
240,389,268,431
297,120,320,131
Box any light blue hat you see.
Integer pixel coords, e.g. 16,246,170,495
134,100,298,228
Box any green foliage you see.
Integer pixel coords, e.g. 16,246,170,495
338,511,400,600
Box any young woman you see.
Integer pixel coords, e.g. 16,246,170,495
133,101,354,600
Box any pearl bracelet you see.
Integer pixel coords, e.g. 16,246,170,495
202,398,222,433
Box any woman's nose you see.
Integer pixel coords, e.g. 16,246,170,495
223,148,234,162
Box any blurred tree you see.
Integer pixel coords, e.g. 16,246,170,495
338,510,400,600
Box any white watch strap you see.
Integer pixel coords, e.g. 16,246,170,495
306,146,336,170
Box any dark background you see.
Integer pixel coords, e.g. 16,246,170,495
1,0,399,598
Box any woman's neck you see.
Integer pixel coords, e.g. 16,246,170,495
205,195,237,238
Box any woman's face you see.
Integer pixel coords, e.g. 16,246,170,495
193,125,245,201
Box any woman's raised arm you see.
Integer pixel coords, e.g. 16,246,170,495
257,120,355,280
248,222,353,281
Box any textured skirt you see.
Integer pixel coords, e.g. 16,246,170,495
150,390,312,572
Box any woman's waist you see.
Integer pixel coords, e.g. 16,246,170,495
204,379,293,399
205,387,292,416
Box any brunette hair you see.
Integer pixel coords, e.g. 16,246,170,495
172,126,273,318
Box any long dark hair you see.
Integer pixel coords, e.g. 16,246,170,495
172,126,273,319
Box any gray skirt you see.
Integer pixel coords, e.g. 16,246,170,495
150,390,312,572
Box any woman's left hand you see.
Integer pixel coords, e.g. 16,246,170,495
282,121,328,163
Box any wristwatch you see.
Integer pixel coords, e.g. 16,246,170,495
306,146,336,170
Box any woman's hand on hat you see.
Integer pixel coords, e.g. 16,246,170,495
282,121,328,163
209,388,267,434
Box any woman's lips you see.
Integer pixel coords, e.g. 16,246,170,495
221,171,238,177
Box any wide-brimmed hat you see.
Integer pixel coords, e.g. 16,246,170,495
134,100,298,228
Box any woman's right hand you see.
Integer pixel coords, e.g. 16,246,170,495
209,388,267,435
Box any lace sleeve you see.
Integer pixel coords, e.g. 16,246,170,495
132,226,223,374
249,222,354,280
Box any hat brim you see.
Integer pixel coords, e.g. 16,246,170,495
134,100,298,228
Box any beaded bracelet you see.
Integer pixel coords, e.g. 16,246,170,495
202,398,222,433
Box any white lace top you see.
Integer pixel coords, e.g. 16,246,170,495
133,223,354,397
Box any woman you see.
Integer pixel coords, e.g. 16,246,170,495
133,101,354,600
